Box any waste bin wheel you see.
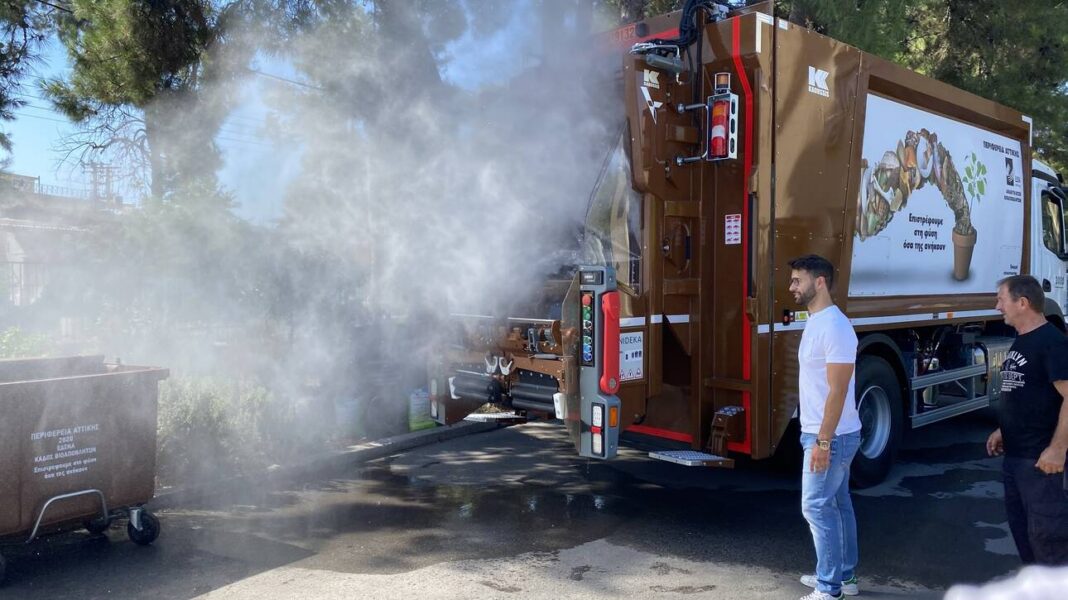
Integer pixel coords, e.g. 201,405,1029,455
127,511,160,546
84,516,110,535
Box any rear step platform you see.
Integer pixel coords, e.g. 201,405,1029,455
649,450,735,468
464,412,527,424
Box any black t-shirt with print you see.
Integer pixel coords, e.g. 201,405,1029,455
999,322,1068,459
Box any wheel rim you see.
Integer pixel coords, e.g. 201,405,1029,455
857,384,892,460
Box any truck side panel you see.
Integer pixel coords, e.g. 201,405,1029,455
766,19,865,455
764,18,1031,456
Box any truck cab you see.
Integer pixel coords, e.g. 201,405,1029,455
1031,160,1068,329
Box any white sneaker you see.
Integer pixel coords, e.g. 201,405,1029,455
799,590,843,600
800,574,859,596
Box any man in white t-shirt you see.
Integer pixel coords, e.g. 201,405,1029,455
788,254,863,600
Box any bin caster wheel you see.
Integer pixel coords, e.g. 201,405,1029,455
127,511,160,546
85,516,110,535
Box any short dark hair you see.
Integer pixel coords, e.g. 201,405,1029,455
997,274,1045,313
788,254,836,289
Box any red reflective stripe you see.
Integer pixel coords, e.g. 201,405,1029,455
728,16,753,455
625,425,693,443
600,291,620,394
591,426,603,435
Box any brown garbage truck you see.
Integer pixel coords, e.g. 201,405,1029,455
431,1,1068,486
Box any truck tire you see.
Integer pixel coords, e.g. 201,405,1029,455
851,356,904,488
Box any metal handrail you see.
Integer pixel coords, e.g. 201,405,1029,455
27,489,108,544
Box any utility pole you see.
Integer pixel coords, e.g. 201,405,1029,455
85,162,120,204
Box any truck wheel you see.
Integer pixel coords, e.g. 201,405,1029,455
851,356,904,488
127,511,160,546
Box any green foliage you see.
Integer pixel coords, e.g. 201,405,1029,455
44,0,232,198
0,326,52,358
52,0,212,108
156,376,327,486
71,183,272,331
0,2,53,153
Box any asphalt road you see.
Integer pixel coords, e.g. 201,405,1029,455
0,411,1026,599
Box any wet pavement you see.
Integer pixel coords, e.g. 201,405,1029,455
0,411,1022,599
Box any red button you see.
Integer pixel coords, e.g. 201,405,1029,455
582,295,592,306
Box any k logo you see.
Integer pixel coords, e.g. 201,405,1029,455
808,67,830,97
643,69,661,89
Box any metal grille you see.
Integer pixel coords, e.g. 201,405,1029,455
3,262,46,306
649,450,729,467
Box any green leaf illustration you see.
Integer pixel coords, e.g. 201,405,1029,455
977,180,985,195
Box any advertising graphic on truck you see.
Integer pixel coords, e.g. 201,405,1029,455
852,95,1026,296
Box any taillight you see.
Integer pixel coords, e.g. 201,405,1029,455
709,99,729,157
591,403,605,456
705,72,738,162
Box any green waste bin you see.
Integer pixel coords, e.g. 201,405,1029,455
409,388,435,432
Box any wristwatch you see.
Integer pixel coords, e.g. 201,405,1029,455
817,439,832,451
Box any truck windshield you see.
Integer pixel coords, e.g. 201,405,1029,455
582,130,642,294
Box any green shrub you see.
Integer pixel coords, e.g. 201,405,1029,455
156,376,329,488
0,327,53,358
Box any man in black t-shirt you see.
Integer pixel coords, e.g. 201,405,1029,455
987,275,1068,565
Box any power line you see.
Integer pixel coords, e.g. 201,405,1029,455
12,107,277,144
10,111,70,125
16,102,64,114
245,67,322,91
228,113,272,124
217,135,275,149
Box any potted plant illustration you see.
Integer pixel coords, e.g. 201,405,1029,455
955,152,986,280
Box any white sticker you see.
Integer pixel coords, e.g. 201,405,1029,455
641,86,663,124
30,423,100,481
620,331,644,381
725,214,742,245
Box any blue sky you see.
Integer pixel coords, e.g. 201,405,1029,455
3,35,287,221
2,1,540,223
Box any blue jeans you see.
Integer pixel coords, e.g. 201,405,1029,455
801,431,861,596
